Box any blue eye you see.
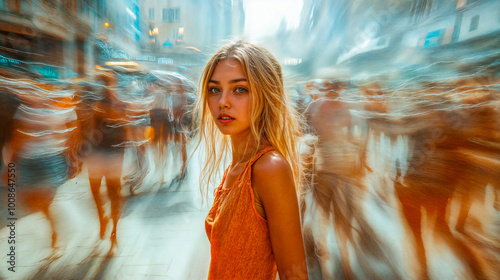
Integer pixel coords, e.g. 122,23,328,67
235,87,248,94
209,87,220,94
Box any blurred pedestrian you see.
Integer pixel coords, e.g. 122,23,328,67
84,72,129,255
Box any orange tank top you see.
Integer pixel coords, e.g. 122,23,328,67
205,146,278,280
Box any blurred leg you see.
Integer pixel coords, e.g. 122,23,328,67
456,189,473,233
397,191,428,280
89,175,107,239
180,135,187,179
434,199,487,280
21,188,57,247
105,152,124,249
106,176,122,249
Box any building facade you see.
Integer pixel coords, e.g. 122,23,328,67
139,0,244,51
400,0,500,48
136,0,244,75
336,0,500,64
0,0,110,79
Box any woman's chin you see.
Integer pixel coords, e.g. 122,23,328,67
217,128,233,135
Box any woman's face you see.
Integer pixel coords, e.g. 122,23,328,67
207,59,252,139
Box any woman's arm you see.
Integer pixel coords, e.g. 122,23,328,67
253,151,308,280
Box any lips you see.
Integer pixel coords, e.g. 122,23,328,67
217,113,235,124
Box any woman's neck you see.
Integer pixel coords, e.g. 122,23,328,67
230,134,269,165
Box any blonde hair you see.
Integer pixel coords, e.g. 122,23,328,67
194,40,304,203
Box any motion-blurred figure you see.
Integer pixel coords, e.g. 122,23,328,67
168,74,195,182
451,77,500,277
135,71,195,192
359,81,397,200
82,72,129,255
391,80,494,279
302,79,397,279
0,83,21,171
2,78,78,253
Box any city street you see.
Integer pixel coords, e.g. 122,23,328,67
0,143,212,280
1,0,500,279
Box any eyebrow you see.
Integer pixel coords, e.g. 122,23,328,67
209,78,248,84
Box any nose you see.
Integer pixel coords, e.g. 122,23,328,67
218,90,231,109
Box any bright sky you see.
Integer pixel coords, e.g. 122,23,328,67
243,0,303,39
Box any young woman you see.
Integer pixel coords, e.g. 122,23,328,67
195,41,308,280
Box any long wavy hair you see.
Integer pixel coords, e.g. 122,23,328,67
194,40,304,204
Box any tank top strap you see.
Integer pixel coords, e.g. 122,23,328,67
248,146,275,166
240,146,275,179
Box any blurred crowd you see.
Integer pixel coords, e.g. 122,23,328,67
0,67,195,255
1,67,499,278
298,75,500,279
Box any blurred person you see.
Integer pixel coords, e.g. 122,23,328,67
391,84,491,280
195,41,308,280
0,84,22,171
2,79,78,253
302,79,398,279
169,75,194,182
305,79,351,137
114,74,156,195
148,73,175,186
68,80,100,179
82,72,130,255
359,81,396,196
449,77,500,265
139,71,194,190
360,81,389,141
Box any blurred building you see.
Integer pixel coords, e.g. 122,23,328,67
402,0,500,47
100,0,142,56
333,0,500,73
137,0,245,73
272,0,500,76
454,0,500,41
0,0,109,79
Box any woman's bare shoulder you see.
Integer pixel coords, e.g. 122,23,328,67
252,149,295,199
253,150,292,176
